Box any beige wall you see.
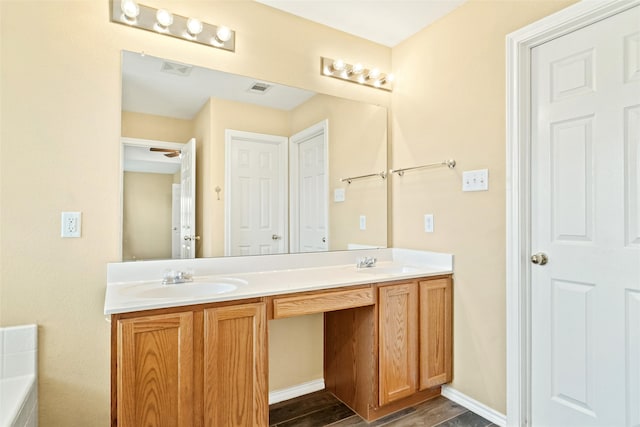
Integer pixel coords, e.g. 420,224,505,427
0,0,580,424
290,94,388,250
0,1,389,425
122,172,174,261
391,0,576,413
122,110,195,142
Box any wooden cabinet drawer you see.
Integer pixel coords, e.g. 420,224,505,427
272,286,375,319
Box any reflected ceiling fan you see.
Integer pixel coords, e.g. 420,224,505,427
150,147,181,158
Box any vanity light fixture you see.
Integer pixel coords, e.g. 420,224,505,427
211,26,232,47
321,57,393,91
110,0,235,52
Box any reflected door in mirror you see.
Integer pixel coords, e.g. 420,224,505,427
225,130,288,256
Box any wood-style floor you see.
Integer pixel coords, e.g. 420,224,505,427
269,391,497,427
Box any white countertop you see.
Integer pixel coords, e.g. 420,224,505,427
0,375,36,427
104,248,453,315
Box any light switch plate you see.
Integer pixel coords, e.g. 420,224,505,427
334,188,345,202
424,214,434,233
359,215,366,230
462,169,489,192
61,212,81,238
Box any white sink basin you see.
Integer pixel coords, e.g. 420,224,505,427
120,278,247,299
356,266,420,275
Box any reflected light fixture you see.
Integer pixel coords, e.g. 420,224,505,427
110,0,235,52
320,57,393,91
187,18,203,35
154,9,173,32
120,0,140,22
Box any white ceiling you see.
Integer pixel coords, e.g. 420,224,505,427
255,0,466,47
122,51,316,120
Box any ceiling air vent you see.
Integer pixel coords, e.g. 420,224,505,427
247,82,272,94
160,61,193,77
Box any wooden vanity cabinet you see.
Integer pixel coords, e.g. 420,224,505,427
377,276,453,405
325,275,453,422
112,275,452,426
419,277,453,389
203,303,268,427
116,312,195,427
111,300,268,427
378,281,418,405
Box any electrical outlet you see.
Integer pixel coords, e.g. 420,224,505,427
61,212,81,238
424,214,434,233
462,169,489,192
359,215,366,230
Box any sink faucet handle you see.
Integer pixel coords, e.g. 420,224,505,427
356,256,377,268
162,269,193,285
177,271,192,280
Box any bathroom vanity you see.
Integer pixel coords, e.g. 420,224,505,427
104,249,453,426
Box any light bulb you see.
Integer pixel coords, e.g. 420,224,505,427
187,18,203,36
216,26,232,42
332,59,345,72
368,68,380,80
323,66,332,76
156,9,173,28
351,63,364,75
386,73,395,83
120,0,140,20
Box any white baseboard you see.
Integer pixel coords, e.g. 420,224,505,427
441,385,507,427
268,379,325,405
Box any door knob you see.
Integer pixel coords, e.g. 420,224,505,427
184,235,201,241
322,237,326,243
272,234,282,240
531,252,548,265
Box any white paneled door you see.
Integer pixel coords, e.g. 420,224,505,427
531,6,640,427
290,121,328,253
180,138,196,258
225,130,288,256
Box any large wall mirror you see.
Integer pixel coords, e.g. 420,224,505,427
121,50,387,261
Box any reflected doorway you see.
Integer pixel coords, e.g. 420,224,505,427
121,137,196,260
290,120,329,253
224,130,288,256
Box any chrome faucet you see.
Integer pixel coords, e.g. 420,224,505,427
356,257,377,268
162,270,193,285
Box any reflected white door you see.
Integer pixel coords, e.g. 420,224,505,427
531,6,640,426
171,183,181,258
180,138,196,258
290,121,328,253
225,130,288,256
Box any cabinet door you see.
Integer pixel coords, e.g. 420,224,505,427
204,303,268,427
378,282,418,406
117,311,194,427
419,277,452,389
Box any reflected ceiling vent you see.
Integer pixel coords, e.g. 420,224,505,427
161,61,193,77
247,82,272,95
